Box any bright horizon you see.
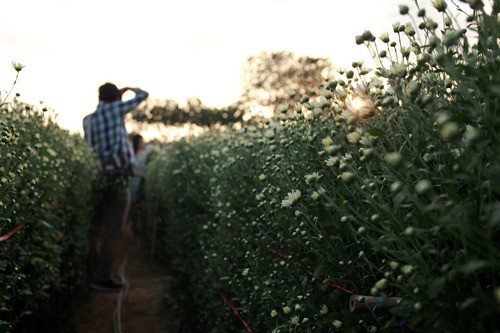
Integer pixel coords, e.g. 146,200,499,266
1,0,450,136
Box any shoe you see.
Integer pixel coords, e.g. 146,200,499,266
89,278,124,292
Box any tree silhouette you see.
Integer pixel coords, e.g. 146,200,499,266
131,98,243,128
131,51,333,127
238,51,334,113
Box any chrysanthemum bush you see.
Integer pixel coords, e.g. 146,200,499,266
0,75,100,332
148,1,499,332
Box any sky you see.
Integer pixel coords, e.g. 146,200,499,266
1,0,409,135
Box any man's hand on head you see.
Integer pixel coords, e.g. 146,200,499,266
119,87,137,100
119,87,131,96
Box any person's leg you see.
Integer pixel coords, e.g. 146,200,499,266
131,201,144,236
92,184,129,282
121,188,132,238
87,200,104,280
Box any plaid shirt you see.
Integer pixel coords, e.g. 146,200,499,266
83,88,148,163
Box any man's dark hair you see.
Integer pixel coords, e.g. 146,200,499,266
98,82,120,102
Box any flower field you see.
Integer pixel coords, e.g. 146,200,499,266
0,91,100,331
147,2,499,332
0,0,498,332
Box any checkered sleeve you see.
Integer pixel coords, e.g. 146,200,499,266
116,88,149,117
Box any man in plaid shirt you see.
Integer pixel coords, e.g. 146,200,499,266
83,82,148,292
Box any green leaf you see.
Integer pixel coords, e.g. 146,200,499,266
313,264,326,278
388,301,412,317
488,202,500,227
460,297,478,310
366,127,387,137
489,166,500,196
319,210,336,226
428,277,446,299
301,276,308,288
40,220,54,230
459,260,489,274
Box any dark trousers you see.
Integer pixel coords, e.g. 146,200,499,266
88,182,130,281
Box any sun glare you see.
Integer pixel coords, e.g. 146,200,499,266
351,97,366,110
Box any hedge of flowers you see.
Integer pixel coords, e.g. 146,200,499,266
0,75,100,332
148,1,499,332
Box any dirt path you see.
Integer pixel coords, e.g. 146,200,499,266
74,236,177,333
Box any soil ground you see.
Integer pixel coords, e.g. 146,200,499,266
73,234,180,333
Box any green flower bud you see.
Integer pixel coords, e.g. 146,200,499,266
380,33,390,43
406,82,421,96
399,5,409,15
432,0,447,12
406,24,416,37
436,112,451,126
362,148,374,157
389,261,399,270
385,152,404,168
403,226,416,236
326,80,337,91
375,278,388,289
415,179,432,194
494,287,500,304
390,181,403,193
426,19,439,31
421,94,433,106
401,264,414,275
429,36,439,47
11,61,25,72
362,30,374,41
464,126,481,143
341,172,356,183
393,22,401,33
440,122,460,141
443,30,464,47
467,0,483,10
